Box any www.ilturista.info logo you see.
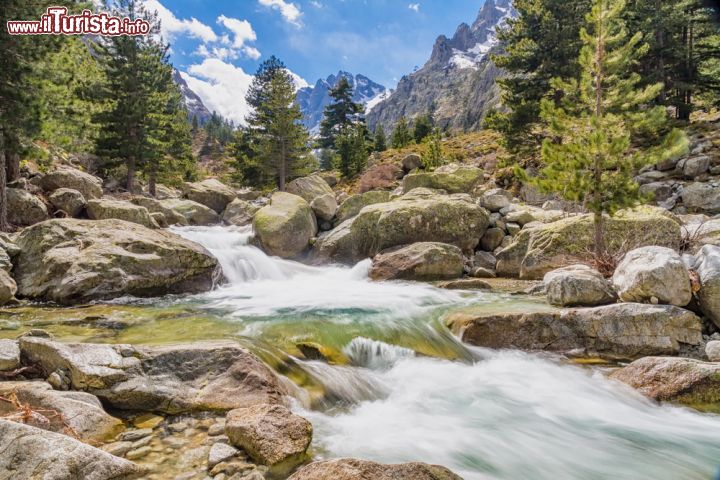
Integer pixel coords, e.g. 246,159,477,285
6,7,151,36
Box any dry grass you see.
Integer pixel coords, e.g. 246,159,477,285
0,390,80,439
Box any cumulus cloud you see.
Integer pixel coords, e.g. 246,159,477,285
408,3,420,12
144,0,217,42
216,15,262,60
258,0,303,26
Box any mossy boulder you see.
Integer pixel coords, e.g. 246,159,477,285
7,188,49,226
49,188,87,217
222,198,260,226
314,189,489,264
370,242,464,281
496,206,682,279
253,192,317,258
335,190,392,224
13,219,221,304
182,179,236,214
610,357,720,406
87,198,159,228
131,196,188,226
39,166,103,199
160,198,220,225
402,164,483,194
286,175,334,203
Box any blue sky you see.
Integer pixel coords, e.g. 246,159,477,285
145,0,486,123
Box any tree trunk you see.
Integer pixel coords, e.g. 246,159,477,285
127,156,136,193
149,167,157,198
278,142,287,192
5,151,20,183
593,211,606,260
0,133,9,232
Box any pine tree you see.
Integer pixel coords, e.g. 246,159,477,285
531,0,688,259
421,128,444,170
373,124,387,152
191,114,199,132
335,123,368,178
246,56,310,191
413,114,434,144
319,77,364,149
391,117,412,149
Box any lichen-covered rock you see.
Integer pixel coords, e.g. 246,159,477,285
7,188,49,226
544,265,616,307
445,303,702,359
610,357,720,405
222,198,260,226
13,219,221,304
401,153,423,172
160,198,220,226
0,269,18,306
182,179,236,214
612,246,691,306
19,338,285,414
225,404,312,472
402,164,482,194
314,189,489,263
253,192,317,258
681,182,720,214
369,242,464,281
335,190,392,224
49,188,87,217
0,420,145,479
131,196,188,226
480,227,505,251
0,382,123,442
705,341,720,362
87,198,159,228
496,207,682,279
480,188,512,212
311,193,338,222
694,245,720,328
39,166,103,200
286,175,334,203
288,458,463,480
0,339,20,371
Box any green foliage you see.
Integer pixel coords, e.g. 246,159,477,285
391,116,412,149
319,77,364,149
335,124,369,178
245,56,311,191
421,128,445,170
413,114,434,144
204,111,235,145
531,0,689,256
373,124,387,152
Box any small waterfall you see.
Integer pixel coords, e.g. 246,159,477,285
344,337,415,370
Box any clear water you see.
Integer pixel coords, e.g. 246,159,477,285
3,225,720,480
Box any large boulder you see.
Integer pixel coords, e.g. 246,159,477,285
253,192,317,258
131,196,188,226
288,459,463,480
336,190,392,224
401,153,423,172
610,357,720,405
182,179,236,214
0,420,145,480
0,381,123,442
13,219,221,304
612,246,691,306
160,198,220,226
0,339,20,371
544,264,616,307
694,245,720,328
0,269,17,306
86,198,159,229
358,164,403,193
7,188,49,226
18,338,285,414
496,207,682,279
311,194,339,223
225,404,312,473
480,188,512,212
681,182,720,214
445,303,702,359
286,175,334,203
222,198,260,226
369,242,464,281
39,167,103,200
49,188,87,217
402,164,482,194
314,189,489,264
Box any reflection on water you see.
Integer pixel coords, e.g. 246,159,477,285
2,225,720,479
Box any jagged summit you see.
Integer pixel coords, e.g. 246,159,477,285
173,69,212,125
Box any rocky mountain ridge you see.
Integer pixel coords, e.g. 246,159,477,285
173,69,213,125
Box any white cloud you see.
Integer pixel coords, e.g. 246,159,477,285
182,59,255,125
309,1,323,8
408,3,420,12
258,0,303,26
144,0,217,42
194,44,239,61
217,15,257,48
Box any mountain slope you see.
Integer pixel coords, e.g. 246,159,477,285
367,0,515,133
297,71,386,133
173,69,212,125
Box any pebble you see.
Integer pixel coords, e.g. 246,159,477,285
207,423,225,436
102,441,133,457
126,446,152,460
120,428,153,441
164,437,189,449
208,443,239,469
131,435,154,449
133,413,164,429
169,421,188,433
209,461,254,477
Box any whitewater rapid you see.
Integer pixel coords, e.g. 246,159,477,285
172,225,720,480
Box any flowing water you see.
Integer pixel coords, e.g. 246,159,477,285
3,225,720,479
